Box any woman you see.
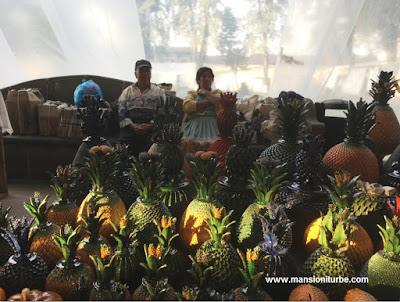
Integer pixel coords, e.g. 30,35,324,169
182,67,221,143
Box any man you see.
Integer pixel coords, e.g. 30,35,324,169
118,59,166,156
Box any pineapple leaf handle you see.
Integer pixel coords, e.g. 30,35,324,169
23,193,50,226
187,255,214,288
377,215,400,261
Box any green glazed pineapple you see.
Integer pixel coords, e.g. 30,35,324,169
215,125,256,233
359,215,400,300
76,204,111,271
157,123,195,222
0,203,13,266
45,225,95,301
236,159,291,251
24,192,62,269
179,151,225,254
131,244,178,301
76,145,127,242
301,204,356,300
109,215,141,290
89,253,130,301
47,165,79,227
127,152,172,245
195,207,242,292
0,216,48,296
258,91,308,176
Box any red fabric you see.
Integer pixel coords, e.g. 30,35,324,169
208,137,234,168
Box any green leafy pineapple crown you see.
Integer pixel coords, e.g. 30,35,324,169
326,171,360,212
82,145,119,193
110,215,138,255
154,216,179,250
53,224,83,269
23,192,51,227
190,151,222,201
237,248,264,291
129,152,161,203
205,206,234,248
370,70,398,107
378,215,400,262
152,96,181,142
277,91,308,144
48,165,73,203
250,159,287,205
344,100,375,145
318,204,352,257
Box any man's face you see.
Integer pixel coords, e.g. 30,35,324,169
135,66,151,84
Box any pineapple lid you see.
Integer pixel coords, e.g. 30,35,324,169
370,70,399,107
378,215,400,262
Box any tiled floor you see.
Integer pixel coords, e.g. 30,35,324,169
0,181,55,218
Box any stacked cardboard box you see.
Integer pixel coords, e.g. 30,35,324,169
57,105,83,138
38,101,63,136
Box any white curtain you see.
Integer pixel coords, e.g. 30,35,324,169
0,0,144,89
269,0,400,106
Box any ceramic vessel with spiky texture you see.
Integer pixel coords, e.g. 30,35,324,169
45,225,95,301
323,100,379,183
215,125,256,231
359,215,400,300
258,91,308,176
369,70,400,155
77,145,127,242
0,216,48,296
24,192,62,268
47,165,79,227
195,208,242,292
236,159,292,251
179,151,225,254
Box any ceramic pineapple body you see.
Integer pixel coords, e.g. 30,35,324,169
288,284,329,301
322,100,379,183
368,71,400,156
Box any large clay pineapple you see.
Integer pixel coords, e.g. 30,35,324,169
301,204,356,300
258,91,308,176
323,100,379,182
24,193,62,268
0,217,48,296
359,215,400,300
76,145,127,242
214,125,256,230
47,165,79,227
304,171,374,271
127,152,172,246
195,208,242,292
369,70,400,155
179,151,225,254
45,225,95,301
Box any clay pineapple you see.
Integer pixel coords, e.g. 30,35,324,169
322,100,379,182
